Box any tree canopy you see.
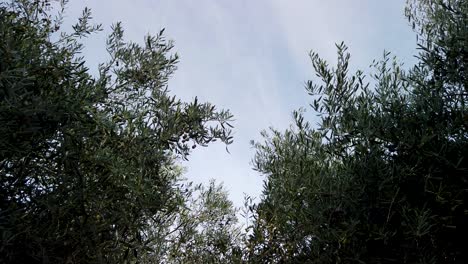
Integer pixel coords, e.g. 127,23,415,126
246,0,467,263
0,0,234,263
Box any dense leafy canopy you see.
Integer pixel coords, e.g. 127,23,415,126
0,0,234,263
246,0,467,263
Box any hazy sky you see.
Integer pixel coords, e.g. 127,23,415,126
64,0,417,208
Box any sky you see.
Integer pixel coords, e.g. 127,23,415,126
64,0,418,208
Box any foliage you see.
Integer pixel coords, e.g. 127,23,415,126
163,180,243,264
246,0,467,263
0,0,233,263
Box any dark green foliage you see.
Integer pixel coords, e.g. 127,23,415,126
246,0,468,263
0,0,233,263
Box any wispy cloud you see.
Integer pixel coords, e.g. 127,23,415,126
64,0,417,207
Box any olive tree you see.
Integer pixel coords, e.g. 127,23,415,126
246,0,467,263
163,180,243,264
0,0,233,263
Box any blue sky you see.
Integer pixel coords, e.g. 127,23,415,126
65,0,418,208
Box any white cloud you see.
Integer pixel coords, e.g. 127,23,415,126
63,0,417,208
